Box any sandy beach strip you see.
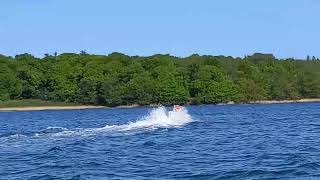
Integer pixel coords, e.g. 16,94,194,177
1,98,320,112
0,106,106,112
248,98,320,104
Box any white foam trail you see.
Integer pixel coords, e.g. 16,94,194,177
101,106,192,131
0,107,193,141
51,107,192,137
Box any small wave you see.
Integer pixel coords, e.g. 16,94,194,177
47,146,63,153
39,127,68,134
6,134,28,139
0,133,29,145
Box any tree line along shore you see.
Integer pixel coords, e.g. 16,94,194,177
0,52,319,108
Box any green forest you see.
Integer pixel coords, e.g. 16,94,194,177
0,52,319,106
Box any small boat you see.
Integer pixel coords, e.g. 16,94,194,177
173,105,184,112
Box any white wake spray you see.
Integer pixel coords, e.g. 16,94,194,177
100,106,192,131
0,107,193,142
47,106,192,137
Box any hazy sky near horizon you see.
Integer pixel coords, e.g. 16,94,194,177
1,0,319,58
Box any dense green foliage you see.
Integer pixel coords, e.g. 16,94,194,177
0,52,319,106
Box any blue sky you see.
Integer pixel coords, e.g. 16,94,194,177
0,0,319,58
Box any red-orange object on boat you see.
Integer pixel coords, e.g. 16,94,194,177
173,105,183,112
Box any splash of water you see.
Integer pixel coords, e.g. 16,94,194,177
100,106,192,131
49,107,192,137
54,106,192,137
0,107,193,141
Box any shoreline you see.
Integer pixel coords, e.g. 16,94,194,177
0,105,106,112
216,98,320,105
0,98,320,112
247,98,320,105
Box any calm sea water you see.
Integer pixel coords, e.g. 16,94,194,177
0,103,320,180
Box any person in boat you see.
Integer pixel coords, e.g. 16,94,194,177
173,105,184,112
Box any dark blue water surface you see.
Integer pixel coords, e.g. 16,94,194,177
1,103,320,180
